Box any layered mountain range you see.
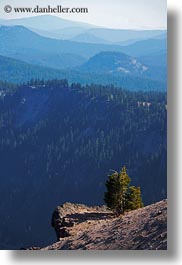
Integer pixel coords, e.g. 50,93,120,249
0,15,167,90
0,15,166,43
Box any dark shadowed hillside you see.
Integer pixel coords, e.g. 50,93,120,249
0,80,167,249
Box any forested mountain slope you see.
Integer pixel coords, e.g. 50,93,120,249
0,80,167,249
0,55,166,90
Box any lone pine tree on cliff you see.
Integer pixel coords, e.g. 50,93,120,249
104,166,143,215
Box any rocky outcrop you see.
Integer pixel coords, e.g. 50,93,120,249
51,203,111,240
28,200,167,250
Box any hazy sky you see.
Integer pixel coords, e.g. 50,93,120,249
0,0,167,29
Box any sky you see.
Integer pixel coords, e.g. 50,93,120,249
0,0,167,29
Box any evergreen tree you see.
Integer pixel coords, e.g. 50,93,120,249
126,186,144,210
104,166,143,214
104,166,130,214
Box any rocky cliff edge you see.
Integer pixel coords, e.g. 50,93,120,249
28,200,167,250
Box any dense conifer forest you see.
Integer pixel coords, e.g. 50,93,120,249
0,79,167,248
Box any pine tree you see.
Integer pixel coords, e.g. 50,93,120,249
126,186,144,211
104,166,130,215
104,166,143,215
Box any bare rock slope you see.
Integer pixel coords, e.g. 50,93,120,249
30,200,167,250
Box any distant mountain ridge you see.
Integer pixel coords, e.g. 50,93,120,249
79,51,149,75
79,51,167,82
0,15,167,44
120,38,167,56
0,54,166,90
0,25,131,68
0,21,167,88
70,33,111,44
0,15,94,31
138,51,167,67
